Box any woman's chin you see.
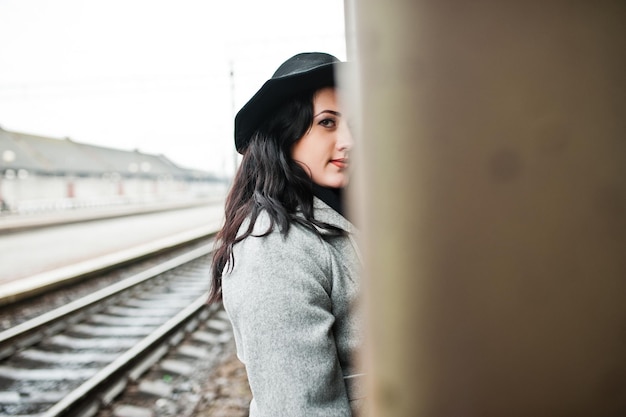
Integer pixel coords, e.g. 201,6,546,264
317,176,349,189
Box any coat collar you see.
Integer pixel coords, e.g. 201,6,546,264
313,197,356,234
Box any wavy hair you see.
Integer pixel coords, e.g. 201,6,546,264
208,87,343,303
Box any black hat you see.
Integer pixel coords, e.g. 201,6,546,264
234,52,343,153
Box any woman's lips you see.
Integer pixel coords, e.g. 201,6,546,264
330,159,348,169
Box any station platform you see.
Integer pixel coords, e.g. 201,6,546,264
0,197,224,234
0,198,225,306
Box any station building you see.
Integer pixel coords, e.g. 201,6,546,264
0,127,228,213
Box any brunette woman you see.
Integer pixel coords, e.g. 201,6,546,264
209,52,363,416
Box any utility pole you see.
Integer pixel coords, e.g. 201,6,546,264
229,60,238,181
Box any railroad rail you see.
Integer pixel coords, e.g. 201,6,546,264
0,240,231,416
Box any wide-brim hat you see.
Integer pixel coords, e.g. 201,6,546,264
234,52,344,153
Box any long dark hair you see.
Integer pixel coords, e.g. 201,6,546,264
208,87,342,303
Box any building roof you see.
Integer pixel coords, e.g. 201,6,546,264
0,127,215,180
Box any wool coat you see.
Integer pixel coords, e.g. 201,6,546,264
222,197,364,416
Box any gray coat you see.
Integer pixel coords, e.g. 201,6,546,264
222,198,364,416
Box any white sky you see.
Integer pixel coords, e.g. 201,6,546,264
0,0,347,175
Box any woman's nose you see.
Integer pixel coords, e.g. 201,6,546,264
336,121,354,152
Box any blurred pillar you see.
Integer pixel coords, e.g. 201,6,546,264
351,1,626,416
66,177,75,199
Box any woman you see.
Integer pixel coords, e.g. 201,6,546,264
209,52,364,416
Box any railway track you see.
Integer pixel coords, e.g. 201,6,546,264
0,239,232,417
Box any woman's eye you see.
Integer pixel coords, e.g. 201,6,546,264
319,118,336,128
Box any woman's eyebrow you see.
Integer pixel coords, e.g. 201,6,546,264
314,110,342,117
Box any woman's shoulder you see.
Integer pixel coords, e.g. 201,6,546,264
225,211,333,293
240,211,330,260
237,197,355,239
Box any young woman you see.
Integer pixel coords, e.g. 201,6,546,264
209,52,364,416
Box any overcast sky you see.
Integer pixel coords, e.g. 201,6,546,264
0,0,347,175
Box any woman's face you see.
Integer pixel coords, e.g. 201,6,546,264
292,87,354,188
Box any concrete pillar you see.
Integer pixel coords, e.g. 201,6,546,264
351,2,626,416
